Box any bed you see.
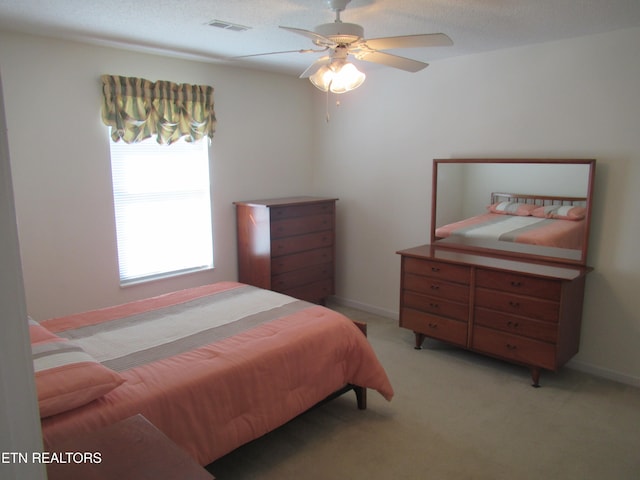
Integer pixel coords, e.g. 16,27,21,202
434,192,588,250
29,281,394,466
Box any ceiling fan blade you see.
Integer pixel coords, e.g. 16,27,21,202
364,33,453,51
356,51,429,72
232,49,320,59
280,26,335,46
299,56,331,79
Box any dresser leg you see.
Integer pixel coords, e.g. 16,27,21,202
530,367,541,388
414,332,425,349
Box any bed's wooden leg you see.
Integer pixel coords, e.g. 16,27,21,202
354,386,367,410
352,320,367,336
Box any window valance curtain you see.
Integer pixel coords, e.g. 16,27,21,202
101,75,216,145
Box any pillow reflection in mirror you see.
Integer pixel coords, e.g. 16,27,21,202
488,201,537,216
532,205,586,221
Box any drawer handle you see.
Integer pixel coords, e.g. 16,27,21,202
428,322,438,329
507,321,520,329
431,267,440,273
429,303,439,309
510,281,522,287
506,343,517,350
430,285,440,290
508,301,520,308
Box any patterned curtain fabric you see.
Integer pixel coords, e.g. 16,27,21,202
101,75,216,144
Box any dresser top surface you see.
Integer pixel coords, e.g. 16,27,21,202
397,244,591,280
234,196,338,208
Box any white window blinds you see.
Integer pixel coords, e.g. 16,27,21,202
109,135,213,284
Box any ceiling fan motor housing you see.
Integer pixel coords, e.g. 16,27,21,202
326,0,351,12
314,22,364,45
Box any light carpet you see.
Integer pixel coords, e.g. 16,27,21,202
207,305,640,479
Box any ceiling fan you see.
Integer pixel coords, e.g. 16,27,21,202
236,0,453,93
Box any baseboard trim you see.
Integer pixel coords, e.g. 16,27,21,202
330,296,640,389
566,360,640,388
329,295,398,321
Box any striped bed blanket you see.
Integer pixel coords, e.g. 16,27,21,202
54,285,315,372
435,213,585,249
39,282,394,465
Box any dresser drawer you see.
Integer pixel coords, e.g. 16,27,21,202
475,288,560,322
474,307,558,343
271,247,333,275
270,202,334,220
271,214,333,238
472,326,556,370
403,257,470,285
280,278,334,303
400,308,467,347
476,270,561,301
272,231,333,256
402,291,469,322
403,273,469,303
272,263,332,291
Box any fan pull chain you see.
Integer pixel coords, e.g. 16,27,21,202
324,88,341,123
325,88,330,122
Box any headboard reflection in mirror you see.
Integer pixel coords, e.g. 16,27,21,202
431,159,596,265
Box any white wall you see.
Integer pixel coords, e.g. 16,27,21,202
0,31,315,319
313,27,640,385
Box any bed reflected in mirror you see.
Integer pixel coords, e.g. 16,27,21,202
431,159,596,265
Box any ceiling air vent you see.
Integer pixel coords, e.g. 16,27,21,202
206,20,250,32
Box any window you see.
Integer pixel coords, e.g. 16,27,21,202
109,135,213,285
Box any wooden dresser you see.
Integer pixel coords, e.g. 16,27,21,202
397,244,591,386
234,196,337,304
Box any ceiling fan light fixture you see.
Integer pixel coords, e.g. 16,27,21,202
309,60,365,94
258,0,452,92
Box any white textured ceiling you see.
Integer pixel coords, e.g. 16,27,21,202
1,0,640,77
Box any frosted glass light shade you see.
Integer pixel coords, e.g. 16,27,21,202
309,61,365,94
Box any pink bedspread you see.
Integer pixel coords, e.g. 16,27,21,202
40,282,393,465
435,213,585,249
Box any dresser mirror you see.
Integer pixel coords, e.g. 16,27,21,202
431,159,596,266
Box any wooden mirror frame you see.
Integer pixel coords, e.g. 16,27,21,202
430,158,596,266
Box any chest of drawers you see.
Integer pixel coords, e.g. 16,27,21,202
234,197,337,304
398,244,590,386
